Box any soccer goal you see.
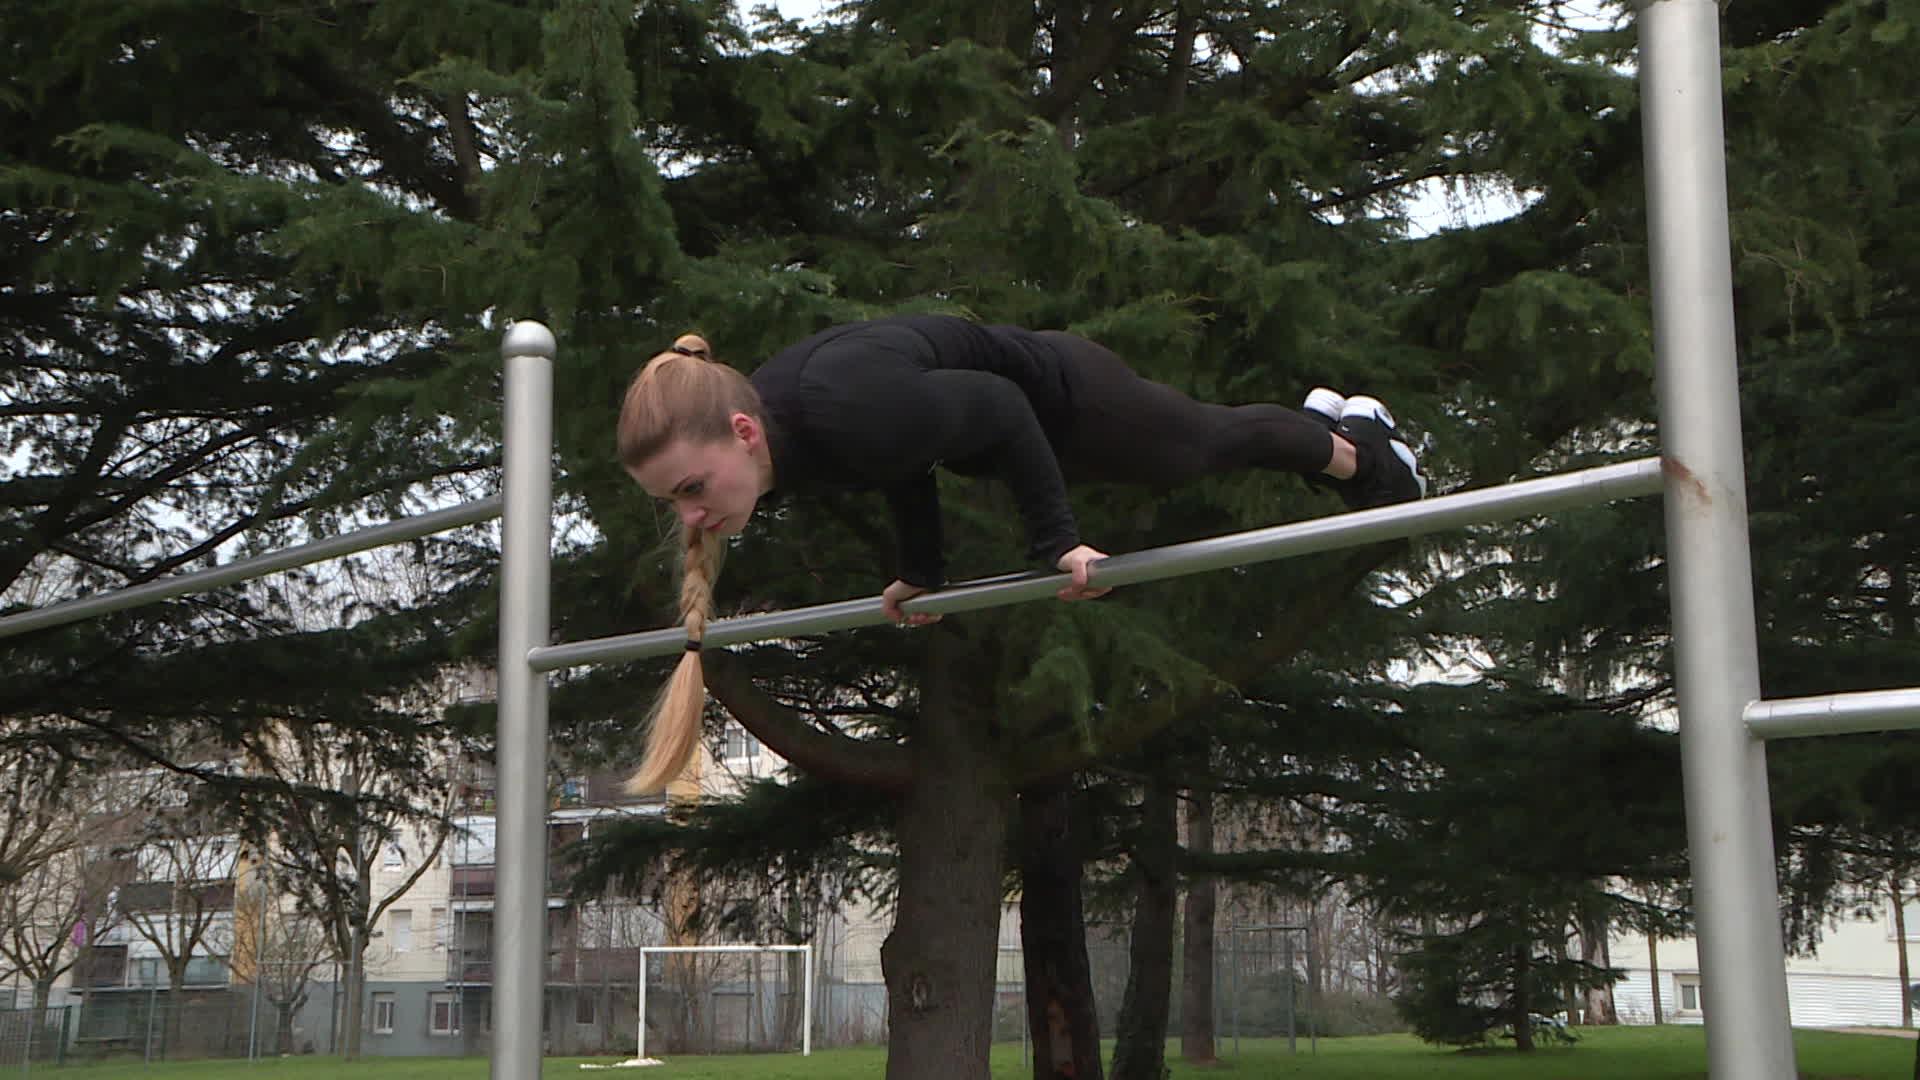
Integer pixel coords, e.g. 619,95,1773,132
635,944,813,1062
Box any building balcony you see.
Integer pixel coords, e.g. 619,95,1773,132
450,865,496,897
445,946,644,987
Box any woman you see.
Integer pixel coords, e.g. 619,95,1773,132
616,314,1425,791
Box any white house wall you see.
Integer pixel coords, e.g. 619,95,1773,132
1609,898,1916,1029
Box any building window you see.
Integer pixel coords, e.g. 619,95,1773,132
723,722,760,760
383,839,404,867
1676,974,1703,1015
389,908,412,953
576,993,596,1026
183,955,229,987
431,906,448,950
430,991,461,1035
372,993,395,1035
132,957,162,987
1900,899,1920,940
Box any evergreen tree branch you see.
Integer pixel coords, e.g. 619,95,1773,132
702,651,913,793
1007,543,1404,784
127,457,497,583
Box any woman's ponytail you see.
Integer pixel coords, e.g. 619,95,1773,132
624,523,725,794
617,330,764,794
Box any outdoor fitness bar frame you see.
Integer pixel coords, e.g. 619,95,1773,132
1,4,1912,1079
499,7,1910,1078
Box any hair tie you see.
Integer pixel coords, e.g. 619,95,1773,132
669,344,704,359
684,639,703,653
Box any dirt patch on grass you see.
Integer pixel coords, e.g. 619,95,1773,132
1830,1026,1918,1040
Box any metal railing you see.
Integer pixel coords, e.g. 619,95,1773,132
0,497,501,641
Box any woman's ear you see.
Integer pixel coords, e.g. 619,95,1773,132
730,411,762,447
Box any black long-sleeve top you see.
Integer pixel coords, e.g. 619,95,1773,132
751,315,1081,587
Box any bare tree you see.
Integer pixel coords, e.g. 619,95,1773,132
0,757,153,1014
230,866,334,1056
116,788,244,1052
208,534,478,1059
239,726,461,1060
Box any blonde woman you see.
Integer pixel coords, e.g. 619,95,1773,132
616,314,1425,791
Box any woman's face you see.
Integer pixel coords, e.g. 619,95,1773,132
629,415,767,537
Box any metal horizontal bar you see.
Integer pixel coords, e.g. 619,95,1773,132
639,945,810,955
1744,688,1920,740
530,456,1665,673
0,497,503,641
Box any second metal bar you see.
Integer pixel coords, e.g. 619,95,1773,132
531,456,1663,672
1745,688,1920,740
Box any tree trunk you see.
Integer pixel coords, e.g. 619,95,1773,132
1647,930,1663,1025
881,631,1010,1080
1510,944,1534,1052
1111,776,1178,1080
1016,780,1104,1080
341,923,365,1060
666,871,703,1052
1583,917,1618,1025
1308,897,1325,1001
1894,875,1912,1029
783,947,806,1047
1556,932,1577,1026
30,975,53,1058
165,955,191,1057
1180,791,1217,1064
1046,0,1084,142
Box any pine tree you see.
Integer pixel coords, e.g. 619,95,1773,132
564,1,1705,1072
13,1,1914,1075
1353,0,1920,1048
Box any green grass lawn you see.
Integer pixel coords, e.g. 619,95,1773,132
29,1026,1917,1079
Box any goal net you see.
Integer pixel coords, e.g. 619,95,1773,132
634,944,813,1061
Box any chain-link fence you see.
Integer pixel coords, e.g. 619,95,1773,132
9,928,1394,1068
0,1006,72,1068
63,991,276,1065
820,926,1366,1056
976,929,1328,1060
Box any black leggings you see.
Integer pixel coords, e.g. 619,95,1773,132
1038,332,1335,486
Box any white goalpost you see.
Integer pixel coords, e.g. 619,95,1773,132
633,944,814,1063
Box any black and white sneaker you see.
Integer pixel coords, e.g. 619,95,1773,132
1302,387,1346,432
1299,387,1347,496
1333,395,1427,510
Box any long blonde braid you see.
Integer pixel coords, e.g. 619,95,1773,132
623,522,724,794
617,333,764,794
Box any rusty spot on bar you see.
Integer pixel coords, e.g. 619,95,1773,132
1662,456,1710,503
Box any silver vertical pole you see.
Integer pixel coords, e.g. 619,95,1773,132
637,954,650,1061
1637,5,1796,1079
802,946,813,1056
495,321,556,1080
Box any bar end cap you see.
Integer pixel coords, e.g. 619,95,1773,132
501,321,557,360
